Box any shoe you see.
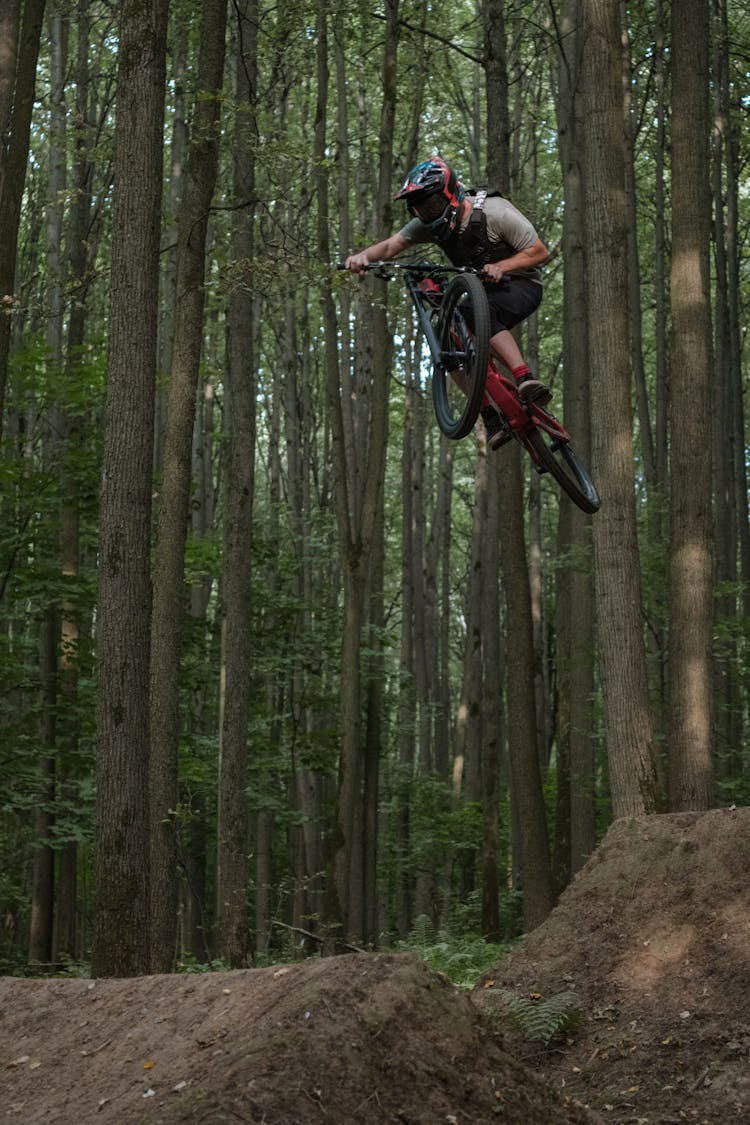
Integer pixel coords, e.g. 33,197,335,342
481,408,513,451
516,375,551,406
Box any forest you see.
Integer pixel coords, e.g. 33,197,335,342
0,0,747,980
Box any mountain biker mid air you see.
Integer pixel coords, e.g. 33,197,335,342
344,156,550,449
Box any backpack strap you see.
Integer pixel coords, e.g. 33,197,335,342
467,189,489,237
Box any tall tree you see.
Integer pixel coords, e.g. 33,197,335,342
712,0,748,770
28,12,67,966
149,0,227,973
485,0,553,929
667,0,714,809
92,0,169,978
552,0,597,878
323,0,397,944
580,0,660,818
0,0,46,432
215,0,257,967
55,0,97,964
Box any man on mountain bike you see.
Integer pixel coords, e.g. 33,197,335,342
344,156,550,450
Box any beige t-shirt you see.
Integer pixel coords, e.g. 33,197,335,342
399,194,542,281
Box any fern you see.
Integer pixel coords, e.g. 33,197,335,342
490,989,581,1044
399,918,514,990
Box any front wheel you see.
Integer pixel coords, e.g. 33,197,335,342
525,428,601,514
432,273,490,439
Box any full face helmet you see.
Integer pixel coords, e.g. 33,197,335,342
394,157,465,242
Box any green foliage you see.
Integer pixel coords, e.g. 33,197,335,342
409,779,483,863
488,988,581,1045
176,956,234,974
2,0,748,974
398,916,514,991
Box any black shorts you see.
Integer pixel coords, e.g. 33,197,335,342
484,276,542,336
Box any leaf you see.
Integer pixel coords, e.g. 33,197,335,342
490,989,582,1045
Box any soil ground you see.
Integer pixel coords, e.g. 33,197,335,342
475,808,750,1124
2,808,748,1124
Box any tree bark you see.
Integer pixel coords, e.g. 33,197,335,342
29,618,57,965
667,0,714,810
485,0,552,929
150,0,227,972
320,0,396,945
54,0,94,963
0,0,45,433
93,0,169,978
215,0,256,968
481,455,502,941
580,0,660,818
552,0,597,877
498,449,554,930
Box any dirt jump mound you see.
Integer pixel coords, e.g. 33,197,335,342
476,808,750,1124
2,951,599,1124
3,809,747,1124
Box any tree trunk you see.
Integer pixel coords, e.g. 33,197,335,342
215,0,256,968
553,0,597,878
653,0,668,494
0,0,45,433
485,0,552,930
667,0,714,810
620,3,655,491
149,0,227,972
28,12,67,967
320,0,396,945
93,0,169,977
395,338,419,936
29,618,57,965
712,0,747,771
54,0,93,963
453,444,486,909
481,455,502,941
580,0,660,818
498,450,554,930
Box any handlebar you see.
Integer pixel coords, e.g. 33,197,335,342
336,261,484,280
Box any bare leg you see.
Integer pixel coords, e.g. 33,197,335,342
490,328,526,372
490,328,550,404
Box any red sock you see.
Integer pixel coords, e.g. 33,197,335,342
512,364,530,381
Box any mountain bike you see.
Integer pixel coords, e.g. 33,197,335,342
340,261,601,515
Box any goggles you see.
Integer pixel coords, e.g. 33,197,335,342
409,192,448,223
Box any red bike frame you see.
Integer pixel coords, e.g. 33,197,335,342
483,358,571,454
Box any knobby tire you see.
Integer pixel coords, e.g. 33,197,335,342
432,273,490,439
525,427,601,514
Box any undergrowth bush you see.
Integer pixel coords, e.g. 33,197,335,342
398,915,515,990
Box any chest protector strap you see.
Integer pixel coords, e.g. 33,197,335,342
444,188,510,269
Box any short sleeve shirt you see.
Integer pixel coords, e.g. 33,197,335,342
398,195,543,281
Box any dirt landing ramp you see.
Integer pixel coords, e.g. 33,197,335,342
476,808,750,1124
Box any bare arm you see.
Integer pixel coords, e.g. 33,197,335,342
481,237,549,282
344,231,411,274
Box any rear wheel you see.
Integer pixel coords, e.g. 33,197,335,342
432,273,490,439
525,428,601,514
